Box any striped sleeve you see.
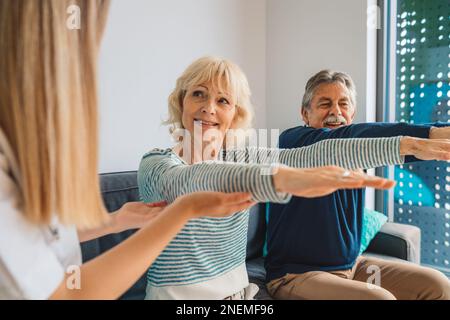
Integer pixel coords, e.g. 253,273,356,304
223,136,404,170
137,150,291,204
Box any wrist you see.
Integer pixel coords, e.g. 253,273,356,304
400,136,414,156
172,197,196,220
429,126,437,139
107,212,122,234
273,167,293,193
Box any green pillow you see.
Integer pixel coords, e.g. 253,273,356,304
263,205,388,257
359,207,388,255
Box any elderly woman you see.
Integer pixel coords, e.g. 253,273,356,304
137,56,446,300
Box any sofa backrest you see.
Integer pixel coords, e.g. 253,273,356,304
81,171,267,299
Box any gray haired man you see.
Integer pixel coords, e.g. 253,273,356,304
265,70,450,300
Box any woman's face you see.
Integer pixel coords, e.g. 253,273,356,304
181,82,237,145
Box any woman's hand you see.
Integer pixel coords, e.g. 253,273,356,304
274,166,395,198
110,201,168,233
78,201,168,242
400,136,450,161
173,192,256,219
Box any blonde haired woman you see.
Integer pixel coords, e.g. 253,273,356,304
0,0,262,300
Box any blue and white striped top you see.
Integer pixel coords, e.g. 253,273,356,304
138,137,403,299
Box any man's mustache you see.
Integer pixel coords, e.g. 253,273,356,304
324,115,347,125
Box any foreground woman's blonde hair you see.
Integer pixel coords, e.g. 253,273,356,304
165,56,255,133
0,0,110,228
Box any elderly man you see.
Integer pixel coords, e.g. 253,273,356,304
265,70,450,300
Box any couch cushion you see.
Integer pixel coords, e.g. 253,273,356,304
366,222,421,263
100,171,141,211
359,208,388,255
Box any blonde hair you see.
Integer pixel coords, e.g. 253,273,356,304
165,56,254,133
0,0,110,228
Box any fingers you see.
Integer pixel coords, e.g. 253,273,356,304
148,207,165,214
432,150,450,161
342,171,395,190
401,137,450,161
361,176,396,189
217,192,253,204
431,139,450,156
183,191,255,219
417,139,450,161
223,200,257,216
145,201,168,207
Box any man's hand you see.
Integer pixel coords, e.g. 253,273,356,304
400,136,450,161
429,126,450,140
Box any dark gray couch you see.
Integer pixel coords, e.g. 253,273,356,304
81,171,421,300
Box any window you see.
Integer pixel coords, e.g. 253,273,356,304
382,0,449,275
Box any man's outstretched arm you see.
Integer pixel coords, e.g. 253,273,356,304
281,122,449,163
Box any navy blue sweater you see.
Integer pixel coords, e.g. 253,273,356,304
265,122,435,282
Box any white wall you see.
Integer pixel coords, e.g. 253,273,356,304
98,0,266,173
266,0,368,131
98,0,370,173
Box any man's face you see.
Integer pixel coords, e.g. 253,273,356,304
301,82,356,129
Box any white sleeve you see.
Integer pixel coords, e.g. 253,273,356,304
0,160,64,300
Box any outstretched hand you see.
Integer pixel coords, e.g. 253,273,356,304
429,126,450,140
174,192,256,219
400,136,450,161
274,166,395,198
112,201,168,232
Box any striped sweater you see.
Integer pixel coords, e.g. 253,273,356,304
137,137,404,299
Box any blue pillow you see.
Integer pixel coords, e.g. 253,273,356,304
263,205,388,257
359,207,388,255
263,204,270,257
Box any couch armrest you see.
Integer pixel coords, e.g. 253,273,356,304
365,222,421,264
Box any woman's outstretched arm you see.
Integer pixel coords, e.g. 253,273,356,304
50,192,255,300
223,136,450,169
138,148,395,206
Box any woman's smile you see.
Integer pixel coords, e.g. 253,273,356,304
193,118,220,129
